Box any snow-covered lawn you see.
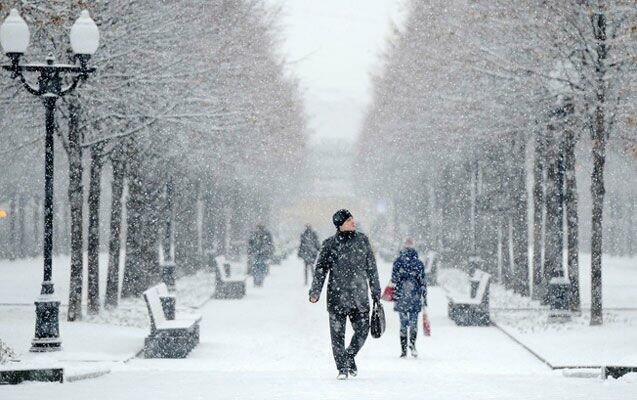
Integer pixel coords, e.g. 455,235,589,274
0,253,216,372
0,253,116,306
576,254,637,309
0,304,145,362
494,308,637,367
1,255,634,399
440,253,637,368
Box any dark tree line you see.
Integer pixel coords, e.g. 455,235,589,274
0,1,307,319
356,0,637,324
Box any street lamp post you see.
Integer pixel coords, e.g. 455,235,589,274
0,9,99,352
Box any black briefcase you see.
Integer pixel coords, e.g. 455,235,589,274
370,300,386,338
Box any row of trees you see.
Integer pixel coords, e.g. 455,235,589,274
356,0,637,324
0,1,306,319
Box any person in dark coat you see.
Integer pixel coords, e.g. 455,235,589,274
298,224,321,285
248,224,274,287
391,239,427,358
309,209,381,380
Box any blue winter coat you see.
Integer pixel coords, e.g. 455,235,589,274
391,248,427,313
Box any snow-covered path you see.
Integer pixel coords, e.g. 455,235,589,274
3,257,634,399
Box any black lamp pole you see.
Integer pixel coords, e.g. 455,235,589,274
2,54,95,352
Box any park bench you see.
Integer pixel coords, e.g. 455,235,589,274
142,283,201,358
213,262,247,299
447,269,491,326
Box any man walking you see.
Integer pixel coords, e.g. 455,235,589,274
298,224,320,285
309,209,381,380
248,224,274,287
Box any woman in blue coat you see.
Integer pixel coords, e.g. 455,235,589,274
391,239,427,358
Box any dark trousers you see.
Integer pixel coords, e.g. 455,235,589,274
304,261,314,285
399,311,419,336
329,309,369,371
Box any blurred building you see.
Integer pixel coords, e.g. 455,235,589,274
278,139,373,240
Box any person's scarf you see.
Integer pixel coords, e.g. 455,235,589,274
336,230,355,243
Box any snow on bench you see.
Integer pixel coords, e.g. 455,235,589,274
143,283,201,358
447,269,491,326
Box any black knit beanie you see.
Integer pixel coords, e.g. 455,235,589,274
332,209,353,229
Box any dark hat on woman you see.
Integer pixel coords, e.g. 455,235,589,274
332,209,353,228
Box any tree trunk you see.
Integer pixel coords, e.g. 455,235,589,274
563,127,580,312
543,123,564,304
0,204,6,260
417,176,431,248
105,158,125,309
511,134,529,296
175,179,200,273
8,195,16,260
121,151,145,298
217,203,227,256
590,9,607,326
629,193,636,257
476,145,502,277
67,100,84,322
532,129,547,300
140,177,162,285
430,184,442,251
62,199,70,255
470,161,478,255
500,217,511,286
201,192,214,256
121,149,162,297
495,144,514,289
163,178,174,262
86,145,103,315
590,134,605,325
17,194,26,259
229,189,244,259
197,183,204,259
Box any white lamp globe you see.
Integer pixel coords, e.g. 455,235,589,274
0,9,30,54
70,10,99,55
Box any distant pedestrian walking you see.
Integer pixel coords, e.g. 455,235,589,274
309,209,381,380
298,224,320,285
390,239,427,358
248,224,274,287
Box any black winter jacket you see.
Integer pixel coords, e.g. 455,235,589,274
391,247,427,313
309,231,381,314
298,227,320,264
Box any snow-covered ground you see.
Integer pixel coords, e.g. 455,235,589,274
493,308,637,367
439,253,637,368
0,253,118,305
575,253,637,309
0,253,216,376
1,255,635,399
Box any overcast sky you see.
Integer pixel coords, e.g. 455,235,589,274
266,0,408,144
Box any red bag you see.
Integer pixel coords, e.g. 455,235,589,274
422,312,431,337
381,285,395,302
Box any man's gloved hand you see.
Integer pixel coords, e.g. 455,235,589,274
309,295,319,303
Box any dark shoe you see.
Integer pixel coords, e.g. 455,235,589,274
348,355,357,377
337,370,348,380
400,335,408,358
